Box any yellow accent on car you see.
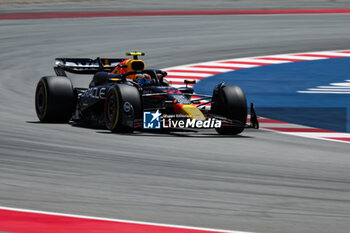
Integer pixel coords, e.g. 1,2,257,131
126,52,144,56
180,104,206,120
184,79,196,84
111,87,119,130
108,87,119,131
126,59,145,71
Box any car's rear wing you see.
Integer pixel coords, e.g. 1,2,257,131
54,57,126,76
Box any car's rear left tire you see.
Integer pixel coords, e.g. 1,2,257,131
35,76,75,123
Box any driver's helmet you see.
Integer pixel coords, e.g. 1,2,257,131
111,59,146,80
134,74,151,85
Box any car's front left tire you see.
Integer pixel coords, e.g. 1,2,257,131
211,85,247,135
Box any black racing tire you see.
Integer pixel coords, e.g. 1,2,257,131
35,76,75,123
104,84,142,133
212,85,247,135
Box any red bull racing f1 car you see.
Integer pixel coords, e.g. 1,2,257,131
35,52,258,134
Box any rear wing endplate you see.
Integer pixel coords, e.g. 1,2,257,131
54,57,126,76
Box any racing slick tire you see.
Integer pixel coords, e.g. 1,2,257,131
105,84,142,133
35,76,75,123
212,85,247,135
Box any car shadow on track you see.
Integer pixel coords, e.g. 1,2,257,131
28,121,255,138
96,129,254,138
28,120,106,129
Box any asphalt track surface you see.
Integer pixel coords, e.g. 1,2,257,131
1,11,350,233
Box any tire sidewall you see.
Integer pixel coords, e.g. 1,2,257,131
104,84,142,133
35,79,48,121
105,86,121,131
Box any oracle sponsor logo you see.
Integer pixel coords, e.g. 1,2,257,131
82,87,107,99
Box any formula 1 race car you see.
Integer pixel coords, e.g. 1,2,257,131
35,52,258,135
